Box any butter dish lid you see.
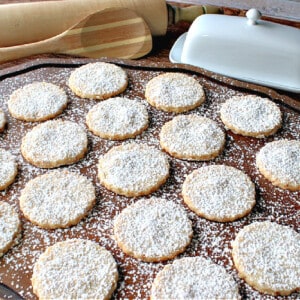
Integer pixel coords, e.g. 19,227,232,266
169,9,300,93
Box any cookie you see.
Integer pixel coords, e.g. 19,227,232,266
113,198,193,262
0,149,18,190
220,95,282,138
256,139,300,191
21,119,88,168
98,143,169,197
182,165,256,222
86,97,148,140
0,108,6,131
159,114,225,161
8,82,68,122
145,72,205,113
19,170,96,229
151,256,240,299
232,221,300,296
68,62,128,100
31,239,118,300
0,201,21,257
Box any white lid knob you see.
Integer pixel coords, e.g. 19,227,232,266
246,8,262,25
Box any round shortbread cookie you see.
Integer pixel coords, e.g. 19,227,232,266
113,198,193,262
19,170,96,229
8,82,68,122
232,221,300,296
151,257,241,300
0,201,21,257
145,72,205,113
0,108,6,131
0,149,18,190
182,165,256,222
256,140,300,191
21,120,88,168
31,239,118,300
98,143,169,197
68,62,128,100
220,95,282,138
159,114,225,161
86,97,148,140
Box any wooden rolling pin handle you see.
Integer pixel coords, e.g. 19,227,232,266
168,4,221,24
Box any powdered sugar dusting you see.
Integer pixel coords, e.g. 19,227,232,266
160,114,225,160
21,119,88,168
182,165,256,222
31,239,118,299
145,72,205,112
232,221,300,295
256,140,300,190
19,170,96,229
68,62,128,99
0,201,21,257
8,82,68,122
98,143,169,197
114,198,193,261
0,61,299,300
0,149,17,190
220,95,282,137
86,97,148,140
151,256,240,299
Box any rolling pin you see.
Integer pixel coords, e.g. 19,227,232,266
0,0,220,47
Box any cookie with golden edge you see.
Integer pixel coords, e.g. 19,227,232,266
21,119,88,168
0,108,6,131
159,114,225,161
98,143,169,197
232,221,300,296
0,201,21,257
68,62,128,100
182,165,256,222
19,170,96,229
8,82,68,122
0,149,18,191
86,97,148,140
145,72,205,113
151,257,241,300
113,198,193,262
31,239,118,300
220,95,282,138
256,139,300,191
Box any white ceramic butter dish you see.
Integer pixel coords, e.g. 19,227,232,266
169,9,300,93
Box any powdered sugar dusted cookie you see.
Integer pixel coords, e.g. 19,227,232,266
32,239,118,300
0,149,17,190
145,72,205,113
98,143,169,197
8,82,68,122
114,198,193,262
21,120,88,168
220,95,282,138
68,62,128,100
182,165,255,222
160,114,225,161
232,221,300,296
0,201,21,257
86,97,148,140
151,257,240,300
20,170,96,229
0,108,6,131
256,140,300,191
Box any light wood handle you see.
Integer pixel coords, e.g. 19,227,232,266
0,0,168,47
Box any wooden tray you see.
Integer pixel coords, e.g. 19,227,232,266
0,57,299,300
